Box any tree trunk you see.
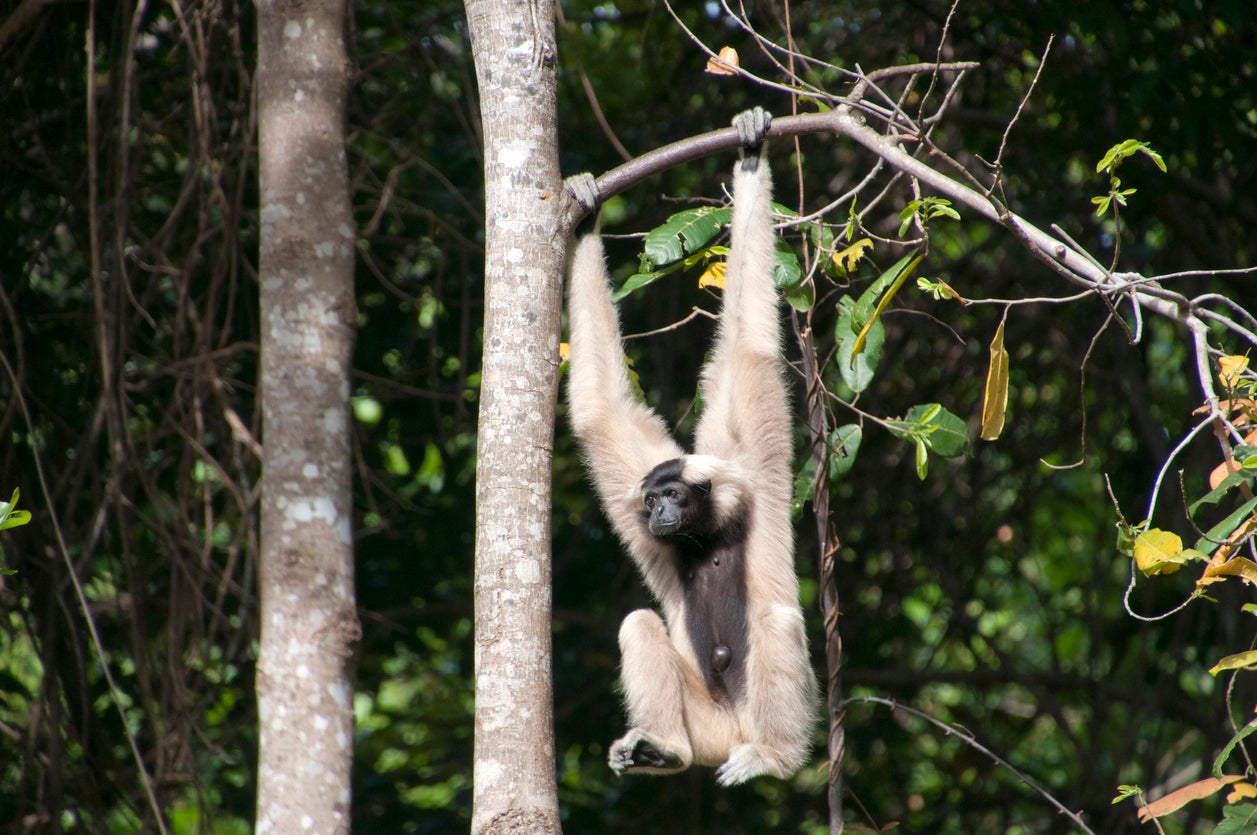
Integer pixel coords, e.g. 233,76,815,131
464,1,564,832
255,0,359,830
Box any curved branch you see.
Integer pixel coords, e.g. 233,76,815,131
563,104,1230,418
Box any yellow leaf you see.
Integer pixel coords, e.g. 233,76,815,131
1219,355,1249,388
699,261,727,290
980,319,1009,441
1227,782,1257,803
831,238,873,273
1137,776,1242,822
1209,651,1257,677
1132,528,1188,576
1136,528,1191,573
705,46,739,76
1201,557,1257,586
558,342,570,362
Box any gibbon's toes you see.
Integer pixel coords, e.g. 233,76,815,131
732,106,773,154
715,744,781,787
609,730,686,775
563,173,601,213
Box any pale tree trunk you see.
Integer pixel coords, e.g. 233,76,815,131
464,1,564,832
255,0,359,831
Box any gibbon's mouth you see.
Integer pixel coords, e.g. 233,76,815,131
651,520,683,536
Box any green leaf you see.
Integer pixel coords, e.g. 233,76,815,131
834,296,884,392
1215,801,1257,835
783,284,812,312
852,253,923,360
772,241,803,291
914,437,929,479
641,207,729,267
1188,466,1257,515
0,488,31,531
828,425,863,479
1214,720,1257,778
1191,494,1257,556
1112,785,1142,805
1209,651,1257,677
887,403,968,457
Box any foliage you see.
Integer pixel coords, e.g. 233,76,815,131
0,0,1254,831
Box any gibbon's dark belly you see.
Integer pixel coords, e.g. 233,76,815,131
680,540,750,704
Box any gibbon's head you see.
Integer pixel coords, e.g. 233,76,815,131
639,455,749,538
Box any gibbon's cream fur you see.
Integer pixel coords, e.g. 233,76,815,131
565,109,818,787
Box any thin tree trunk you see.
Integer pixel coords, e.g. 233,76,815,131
255,0,359,829
464,1,563,832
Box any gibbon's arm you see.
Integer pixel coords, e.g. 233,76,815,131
564,176,685,565
694,110,792,490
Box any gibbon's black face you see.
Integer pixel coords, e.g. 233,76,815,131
641,461,713,538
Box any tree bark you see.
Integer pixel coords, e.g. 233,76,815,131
255,0,359,830
464,1,563,832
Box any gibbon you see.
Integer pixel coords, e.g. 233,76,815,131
564,108,818,787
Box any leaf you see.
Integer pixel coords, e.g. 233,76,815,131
828,425,863,480
1192,499,1257,560
1136,776,1241,822
1132,528,1191,575
642,207,730,268
772,241,804,291
832,238,873,273
1220,355,1250,389
917,276,968,304
914,437,929,480
0,488,30,531
783,284,812,312
1215,719,1257,778
1189,467,1257,516
1216,802,1257,835
1112,785,1142,805
886,403,969,460
1209,651,1257,677
980,319,1009,441
613,270,668,301
705,45,739,75
834,297,884,393
699,261,726,290
1200,557,1257,587
852,253,923,359
1209,457,1246,490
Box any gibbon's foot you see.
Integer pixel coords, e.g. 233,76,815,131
733,107,772,169
563,172,601,213
609,729,687,776
715,743,786,787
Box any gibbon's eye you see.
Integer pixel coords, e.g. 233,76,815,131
666,489,680,501
644,494,656,509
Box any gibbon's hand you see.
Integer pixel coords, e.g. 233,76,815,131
564,172,601,213
732,107,772,169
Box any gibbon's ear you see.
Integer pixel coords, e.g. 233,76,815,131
681,455,750,529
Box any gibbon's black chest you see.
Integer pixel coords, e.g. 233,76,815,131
677,535,750,703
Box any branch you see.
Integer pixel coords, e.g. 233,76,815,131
563,102,1248,425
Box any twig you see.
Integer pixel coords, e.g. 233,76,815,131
843,695,1098,834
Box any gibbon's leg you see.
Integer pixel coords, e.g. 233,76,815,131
612,609,743,775
717,604,817,786
610,609,693,775
564,175,684,541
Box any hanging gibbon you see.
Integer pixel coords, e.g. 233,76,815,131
564,108,818,786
